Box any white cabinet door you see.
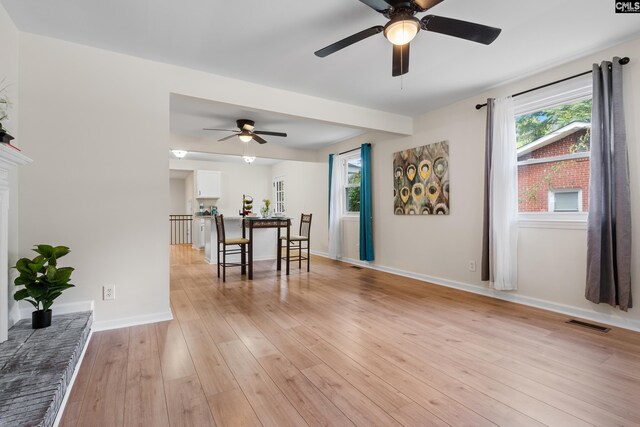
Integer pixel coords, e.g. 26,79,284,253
192,219,205,249
196,170,221,199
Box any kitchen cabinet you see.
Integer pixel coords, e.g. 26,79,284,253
193,218,206,249
195,170,221,199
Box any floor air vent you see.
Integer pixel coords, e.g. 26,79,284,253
566,319,610,333
350,266,363,270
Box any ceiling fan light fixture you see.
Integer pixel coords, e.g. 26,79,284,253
238,133,253,143
242,155,256,164
384,17,420,46
171,149,188,159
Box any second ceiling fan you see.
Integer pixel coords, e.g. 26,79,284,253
315,0,502,76
204,119,287,144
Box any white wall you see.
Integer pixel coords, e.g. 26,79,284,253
18,35,172,329
271,160,328,254
170,159,272,217
169,178,186,214
184,171,194,215
1,4,22,327
321,38,640,330
15,28,408,329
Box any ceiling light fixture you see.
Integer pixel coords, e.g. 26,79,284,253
171,149,188,159
242,139,256,164
238,132,253,143
383,17,420,46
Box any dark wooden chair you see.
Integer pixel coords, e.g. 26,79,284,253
214,214,249,282
279,213,312,272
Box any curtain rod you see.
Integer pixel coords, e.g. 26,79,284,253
338,143,370,156
475,57,630,110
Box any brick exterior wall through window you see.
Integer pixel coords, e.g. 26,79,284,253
518,129,590,212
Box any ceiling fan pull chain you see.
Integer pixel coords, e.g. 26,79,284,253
400,43,404,90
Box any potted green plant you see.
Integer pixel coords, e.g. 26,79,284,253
13,245,75,329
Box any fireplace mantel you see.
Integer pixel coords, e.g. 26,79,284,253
1,144,32,343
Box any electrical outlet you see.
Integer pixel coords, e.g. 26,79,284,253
103,285,115,301
468,260,477,272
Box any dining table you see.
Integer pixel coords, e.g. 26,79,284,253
241,216,291,279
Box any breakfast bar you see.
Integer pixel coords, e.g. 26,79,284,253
203,216,291,279
242,216,291,279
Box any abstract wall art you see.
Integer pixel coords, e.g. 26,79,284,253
393,141,449,215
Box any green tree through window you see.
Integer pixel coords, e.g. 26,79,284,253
345,157,361,213
516,99,592,148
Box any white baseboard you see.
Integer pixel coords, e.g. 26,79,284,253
334,256,640,333
310,250,330,258
19,300,95,320
53,329,93,427
18,300,172,333
92,310,173,332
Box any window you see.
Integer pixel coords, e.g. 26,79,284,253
515,75,592,220
548,189,582,212
344,154,361,215
273,176,285,213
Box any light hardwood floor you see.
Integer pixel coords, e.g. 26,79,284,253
60,244,640,426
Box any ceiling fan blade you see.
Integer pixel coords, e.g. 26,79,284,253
357,0,392,13
204,128,237,132
218,134,239,142
413,0,444,12
252,134,268,144
392,43,410,77
422,15,502,45
315,26,384,57
253,131,287,137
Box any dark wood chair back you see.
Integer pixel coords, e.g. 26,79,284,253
214,214,225,243
299,213,312,238
214,214,249,282
279,213,313,272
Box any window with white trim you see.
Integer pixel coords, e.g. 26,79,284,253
548,189,582,212
344,154,361,215
515,74,592,220
273,176,285,213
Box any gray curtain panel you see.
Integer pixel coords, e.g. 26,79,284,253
481,99,494,282
585,57,632,311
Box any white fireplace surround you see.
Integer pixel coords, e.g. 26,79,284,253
0,144,32,343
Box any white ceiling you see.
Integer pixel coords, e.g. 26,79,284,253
2,0,639,118
170,94,367,150
171,151,282,167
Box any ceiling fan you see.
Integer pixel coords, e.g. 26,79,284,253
204,119,287,144
314,0,502,77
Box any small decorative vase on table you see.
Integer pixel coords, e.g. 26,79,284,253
13,245,75,329
261,199,272,218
